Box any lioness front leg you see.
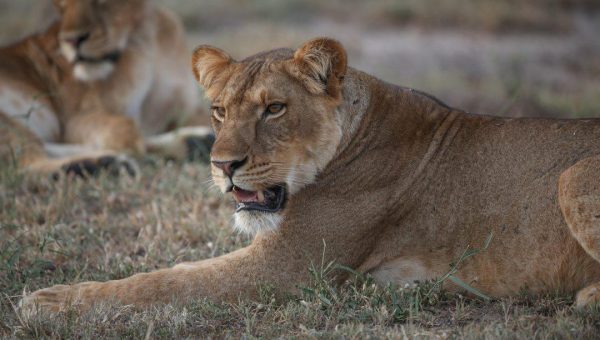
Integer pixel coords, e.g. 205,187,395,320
64,113,145,155
20,239,309,314
46,113,145,177
26,149,139,179
20,270,193,315
145,126,215,163
559,155,600,308
1,112,136,178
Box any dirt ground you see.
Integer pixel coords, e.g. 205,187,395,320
1,0,600,338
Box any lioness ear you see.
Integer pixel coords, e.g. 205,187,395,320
291,38,347,98
191,45,233,90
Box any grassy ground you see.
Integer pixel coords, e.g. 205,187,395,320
2,162,600,338
1,0,600,338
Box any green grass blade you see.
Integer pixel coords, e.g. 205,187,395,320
448,275,491,302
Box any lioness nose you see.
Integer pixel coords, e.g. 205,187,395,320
212,158,247,177
64,32,90,47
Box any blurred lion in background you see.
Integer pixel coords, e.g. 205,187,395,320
0,0,213,177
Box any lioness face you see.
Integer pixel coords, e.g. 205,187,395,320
54,0,146,81
192,39,348,234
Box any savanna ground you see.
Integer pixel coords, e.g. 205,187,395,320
1,0,600,338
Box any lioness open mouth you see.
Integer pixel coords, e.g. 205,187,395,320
76,50,121,64
232,185,286,213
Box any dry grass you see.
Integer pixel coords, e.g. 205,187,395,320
2,162,600,338
1,0,600,338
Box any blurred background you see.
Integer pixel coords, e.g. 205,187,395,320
1,0,599,118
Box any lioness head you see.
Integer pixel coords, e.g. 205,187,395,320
192,38,348,235
53,0,146,81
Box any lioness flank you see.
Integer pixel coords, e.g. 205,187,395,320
20,37,600,313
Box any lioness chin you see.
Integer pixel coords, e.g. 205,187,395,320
0,0,213,178
20,37,600,314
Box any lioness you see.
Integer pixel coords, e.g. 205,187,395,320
21,38,600,313
0,0,212,176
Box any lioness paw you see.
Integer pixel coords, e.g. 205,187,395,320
177,126,215,163
184,133,215,163
144,126,214,162
60,154,139,179
19,285,77,317
575,283,600,309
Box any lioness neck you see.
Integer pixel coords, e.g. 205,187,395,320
264,70,461,272
331,68,458,186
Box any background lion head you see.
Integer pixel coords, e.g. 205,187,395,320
54,0,147,81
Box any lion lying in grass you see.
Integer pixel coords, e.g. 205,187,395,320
20,37,600,313
0,0,213,178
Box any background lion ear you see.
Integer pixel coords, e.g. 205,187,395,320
291,38,348,98
191,45,233,90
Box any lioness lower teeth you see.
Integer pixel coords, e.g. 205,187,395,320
257,191,265,202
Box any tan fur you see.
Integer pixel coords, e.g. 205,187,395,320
0,0,210,176
20,38,600,314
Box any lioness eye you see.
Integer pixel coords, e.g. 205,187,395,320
211,106,225,121
265,103,286,116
